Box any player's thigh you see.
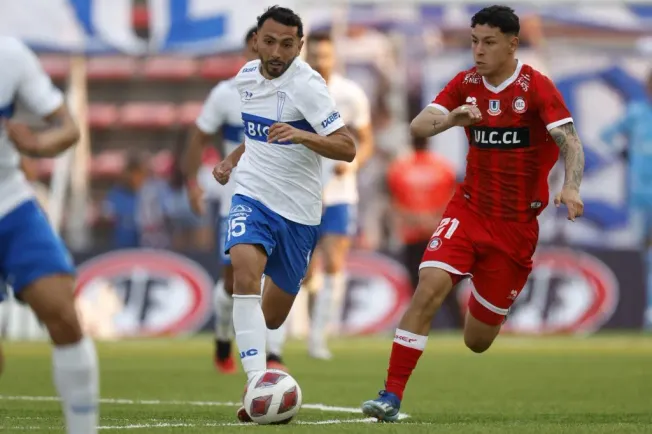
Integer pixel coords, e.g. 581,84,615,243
265,219,320,302
225,195,276,296
0,201,80,345
465,250,531,352
319,204,355,271
419,206,477,294
261,276,296,330
320,234,351,273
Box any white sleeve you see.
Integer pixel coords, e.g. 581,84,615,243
14,40,64,117
349,84,371,129
196,84,227,134
294,74,345,136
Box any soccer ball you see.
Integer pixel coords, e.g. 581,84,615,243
243,369,302,424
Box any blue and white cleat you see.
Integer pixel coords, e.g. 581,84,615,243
361,390,401,422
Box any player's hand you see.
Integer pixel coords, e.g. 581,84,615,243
554,186,584,221
213,160,233,186
187,183,205,216
267,123,307,144
4,120,42,156
448,104,482,127
333,162,349,175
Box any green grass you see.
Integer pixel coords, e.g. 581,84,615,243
2,334,652,433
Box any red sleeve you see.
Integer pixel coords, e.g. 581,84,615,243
429,72,465,114
535,73,573,131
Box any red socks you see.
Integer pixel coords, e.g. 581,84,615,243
385,330,428,400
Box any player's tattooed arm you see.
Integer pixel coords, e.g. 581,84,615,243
550,122,585,190
410,106,452,137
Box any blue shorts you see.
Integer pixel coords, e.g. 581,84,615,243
219,216,232,266
0,200,75,302
320,204,357,237
224,194,320,295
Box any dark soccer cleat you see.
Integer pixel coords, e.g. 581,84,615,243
361,390,401,422
236,405,253,423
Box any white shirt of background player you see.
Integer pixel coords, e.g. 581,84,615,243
321,73,371,206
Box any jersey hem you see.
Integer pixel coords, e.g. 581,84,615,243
546,117,574,131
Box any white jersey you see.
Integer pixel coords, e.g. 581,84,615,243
322,74,371,206
195,77,244,216
234,59,345,226
0,37,63,219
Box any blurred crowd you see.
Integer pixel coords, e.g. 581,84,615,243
26,10,652,297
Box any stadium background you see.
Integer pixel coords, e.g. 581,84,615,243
0,0,651,342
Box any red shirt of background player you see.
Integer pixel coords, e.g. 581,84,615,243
431,60,572,222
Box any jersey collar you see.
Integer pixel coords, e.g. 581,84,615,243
482,59,523,94
255,58,300,88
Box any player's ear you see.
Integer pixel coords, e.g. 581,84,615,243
509,35,519,54
297,39,304,54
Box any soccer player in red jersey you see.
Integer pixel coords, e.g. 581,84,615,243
362,5,585,421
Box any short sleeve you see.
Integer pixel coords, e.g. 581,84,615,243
294,74,345,136
196,83,228,134
14,40,64,117
535,74,573,131
349,84,371,128
429,72,465,115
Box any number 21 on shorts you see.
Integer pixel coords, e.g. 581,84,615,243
433,218,460,239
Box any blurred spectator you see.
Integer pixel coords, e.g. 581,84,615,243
163,141,213,251
386,136,462,326
101,152,170,249
600,69,652,326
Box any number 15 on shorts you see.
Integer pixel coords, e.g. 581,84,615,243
433,218,460,239
228,216,247,240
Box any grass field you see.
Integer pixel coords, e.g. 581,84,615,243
1,334,652,433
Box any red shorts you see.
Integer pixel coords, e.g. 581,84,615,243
421,197,539,325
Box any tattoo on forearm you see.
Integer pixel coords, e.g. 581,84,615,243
551,122,585,190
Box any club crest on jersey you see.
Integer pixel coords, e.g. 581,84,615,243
513,96,527,114
488,100,501,116
427,238,442,251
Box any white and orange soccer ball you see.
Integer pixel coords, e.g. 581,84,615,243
242,369,303,424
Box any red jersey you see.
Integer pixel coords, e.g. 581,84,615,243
387,150,456,243
431,61,572,222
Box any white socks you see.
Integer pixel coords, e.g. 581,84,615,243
267,323,287,357
53,336,99,434
310,273,346,348
214,279,234,341
233,295,267,380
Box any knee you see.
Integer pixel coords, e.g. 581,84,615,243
412,269,454,312
43,303,83,346
232,269,262,296
223,271,235,296
265,316,284,330
464,333,493,354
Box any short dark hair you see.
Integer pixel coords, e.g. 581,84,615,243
245,26,257,44
306,31,332,45
471,5,520,36
257,5,304,38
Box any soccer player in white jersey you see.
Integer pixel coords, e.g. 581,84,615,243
302,32,374,360
0,37,99,434
211,6,355,422
185,27,290,374
184,26,258,375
